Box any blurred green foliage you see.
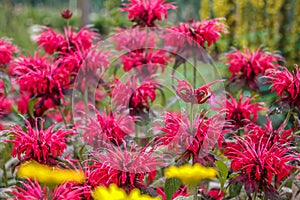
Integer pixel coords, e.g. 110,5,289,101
0,2,79,54
199,0,300,66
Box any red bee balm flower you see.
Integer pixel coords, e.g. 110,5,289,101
7,118,73,164
174,77,221,104
264,65,300,109
221,94,266,129
11,179,45,200
226,47,281,90
121,0,176,27
166,18,228,49
0,38,17,66
87,145,164,192
226,135,296,184
11,53,70,104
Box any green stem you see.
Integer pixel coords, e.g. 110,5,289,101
69,89,74,126
184,62,187,78
253,191,257,200
83,82,89,122
193,186,198,200
2,164,8,187
193,56,197,89
57,106,67,126
190,103,194,132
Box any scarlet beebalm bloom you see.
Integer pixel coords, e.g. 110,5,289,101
57,45,110,75
61,9,73,19
37,26,98,54
11,179,46,200
7,118,74,164
113,28,157,51
0,38,17,66
84,109,135,146
264,65,300,109
122,49,168,75
165,18,228,49
129,80,158,120
174,77,221,104
226,135,297,185
121,0,176,27
87,145,164,192
0,80,12,117
226,47,281,90
220,94,267,129
244,116,293,146
11,53,70,103
156,112,225,161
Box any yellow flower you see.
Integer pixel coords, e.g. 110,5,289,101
17,160,85,185
164,163,216,186
92,184,161,200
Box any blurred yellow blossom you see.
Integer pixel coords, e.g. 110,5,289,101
92,184,161,200
17,160,85,185
165,163,216,186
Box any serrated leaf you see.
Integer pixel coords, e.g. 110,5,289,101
165,178,181,200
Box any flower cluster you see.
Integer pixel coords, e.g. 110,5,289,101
174,77,221,104
7,118,73,164
1,2,299,200
265,64,300,109
220,94,267,129
121,0,176,27
166,18,228,49
0,38,17,66
226,47,281,90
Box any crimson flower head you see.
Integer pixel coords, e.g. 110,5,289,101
225,134,297,195
264,65,300,109
37,26,97,54
11,179,45,200
156,112,224,163
129,80,158,124
61,8,73,19
0,38,17,66
11,53,70,105
220,94,267,129
121,0,176,27
226,47,281,90
122,49,168,75
7,118,73,164
84,109,134,147
165,18,228,49
0,80,12,117
174,77,221,104
87,145,164,192
245,116,293,146
36,28,66,54
113,28,157,51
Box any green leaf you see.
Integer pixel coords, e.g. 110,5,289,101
215,160,228,189
28,98,38,118
229,181,243,198
165,178,181,200
2,75,11,97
